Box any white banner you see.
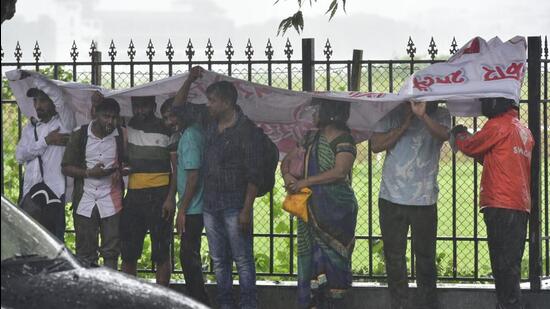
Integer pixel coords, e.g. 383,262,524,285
6,36,526,152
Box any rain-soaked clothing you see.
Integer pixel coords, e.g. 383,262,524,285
204,208,256,308
454,109,534,212
297,132,358,308
484,207,528,309
126,115,171,190
454,108,533,308
176,124,209,304
16,114,68,241
120,186,172,264
379,198,438,309
373,106,450,309
373,105,451,206
73,206,120,268
202,108,261,309
202,109,262,212
178,214,209,305
121,115,173,264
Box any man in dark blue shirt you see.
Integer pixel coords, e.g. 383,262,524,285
202,102,262,213
173,67,261,309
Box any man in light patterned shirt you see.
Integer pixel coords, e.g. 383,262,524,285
371,101,451,309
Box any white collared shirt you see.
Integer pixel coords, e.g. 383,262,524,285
77,122,123,218
16,114,68,199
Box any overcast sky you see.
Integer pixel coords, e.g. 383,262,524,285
1,0,548,62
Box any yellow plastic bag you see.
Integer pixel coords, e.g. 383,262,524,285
282,187,312,222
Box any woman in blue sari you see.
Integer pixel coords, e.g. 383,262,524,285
282,99,358,309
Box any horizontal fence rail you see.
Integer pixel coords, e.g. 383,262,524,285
1,36,548,286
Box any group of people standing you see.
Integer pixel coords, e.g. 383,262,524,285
15,65,534,309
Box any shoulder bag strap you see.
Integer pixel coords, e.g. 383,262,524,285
32,122,45,180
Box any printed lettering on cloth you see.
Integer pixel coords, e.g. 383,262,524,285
398,36,526,116
7,36,526,155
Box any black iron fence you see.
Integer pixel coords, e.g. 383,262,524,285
1,36,548,288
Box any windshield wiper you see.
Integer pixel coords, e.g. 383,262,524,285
43,257,71,273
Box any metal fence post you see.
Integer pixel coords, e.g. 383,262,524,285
527,36,542,291
302,38,315,91
0,60,3,196
91,51,102,86
350,49,363,91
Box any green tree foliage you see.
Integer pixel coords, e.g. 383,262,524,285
276,0,346,35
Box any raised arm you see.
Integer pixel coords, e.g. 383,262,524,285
411,101,450,141
172,66,203,108
455,123,502,159
370,109,413,153
34,78,75,131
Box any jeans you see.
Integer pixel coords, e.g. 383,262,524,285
204,208,257,309
179,214,209,305
379,198,438,309
483,207,528,309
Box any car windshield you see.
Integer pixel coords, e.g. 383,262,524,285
1,197,64,262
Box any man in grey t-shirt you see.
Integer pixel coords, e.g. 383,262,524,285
371,101,451,309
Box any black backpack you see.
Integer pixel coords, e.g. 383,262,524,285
256,126,279,197
239,119,279,197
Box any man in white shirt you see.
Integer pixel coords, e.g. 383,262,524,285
62,99,126,269
16,88,71,241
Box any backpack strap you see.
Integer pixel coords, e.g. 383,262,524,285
115,126,126,191
79,124,89,167
81,124,125,166
114,126,125,167
31,122,45,180
80,124,126,189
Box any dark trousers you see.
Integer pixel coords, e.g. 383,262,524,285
74,206,120,269
120,187,172,264
179,214,210,305
483,207,528,309
52,201,66,243
379,198,438,309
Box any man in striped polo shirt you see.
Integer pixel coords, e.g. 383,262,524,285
120,95,177,286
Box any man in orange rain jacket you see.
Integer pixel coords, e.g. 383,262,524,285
450,97,534,309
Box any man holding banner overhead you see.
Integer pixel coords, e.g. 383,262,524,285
16,86,72,242
371,100,451,309
451,97,533,309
